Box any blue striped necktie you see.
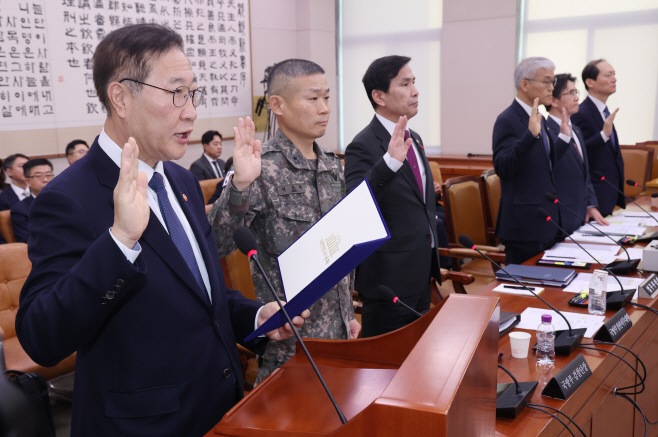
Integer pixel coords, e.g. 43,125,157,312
603,106,617,149
149,172,206,293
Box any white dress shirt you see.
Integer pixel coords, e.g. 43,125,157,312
204,153,223,178
98,129,212,301
10,183,30,200
587,94,611,143
548,114,583,158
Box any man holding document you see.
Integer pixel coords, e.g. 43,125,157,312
210,59,359,385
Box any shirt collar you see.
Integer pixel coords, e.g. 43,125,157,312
10,183,30,198
375,112,397,136
204,153,217,164
515,97,534,116
587,94,607,114
98,129,163,182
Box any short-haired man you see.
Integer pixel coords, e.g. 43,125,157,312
493,57,567,264
10,158,53,243
344,55,441,338
66,140,89,165
210,59,359,384
0,154,30,211
545,74,609,235
190,130,225,180
571,59,623,217
16,24,305,437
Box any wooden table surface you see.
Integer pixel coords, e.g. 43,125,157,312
483,199,658,436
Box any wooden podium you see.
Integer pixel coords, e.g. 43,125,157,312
205,294,500,437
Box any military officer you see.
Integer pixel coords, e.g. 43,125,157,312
209,59,360,384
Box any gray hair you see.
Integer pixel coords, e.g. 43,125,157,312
267,59,325,98
514,57,555,90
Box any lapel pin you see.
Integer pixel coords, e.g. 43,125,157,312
183,194,188,201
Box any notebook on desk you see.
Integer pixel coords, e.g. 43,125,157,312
495,264,576,287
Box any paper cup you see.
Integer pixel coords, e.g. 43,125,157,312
509,331,532,359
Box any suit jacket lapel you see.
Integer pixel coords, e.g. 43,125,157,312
512,101,551,171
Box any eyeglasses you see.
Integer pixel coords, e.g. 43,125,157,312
560,89,580,97
525,77,558,88
26,172,54,180
119,78,206,107
68,149,88,157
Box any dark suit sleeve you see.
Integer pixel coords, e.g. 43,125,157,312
10,206,28,243
344,140,399,204
492,115,539,179
571,111,607,153
189,160,205,180
15,189,147,367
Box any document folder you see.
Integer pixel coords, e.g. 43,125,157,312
245,179,390,341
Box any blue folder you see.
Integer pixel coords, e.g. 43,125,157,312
245,179,390,341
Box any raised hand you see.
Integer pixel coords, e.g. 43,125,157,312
559,107,571,137
528,98,542,137
603,108,619,138
387,115,412,163
111,137,150,249
231,116,262,191
259,302,310,341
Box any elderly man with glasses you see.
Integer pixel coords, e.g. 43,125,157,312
15,24,306,437
10,158,53,243
492,57,570,264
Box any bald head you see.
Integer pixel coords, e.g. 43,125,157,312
267,59,325,99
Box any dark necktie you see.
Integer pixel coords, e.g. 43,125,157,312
212,160,222,178
149,172,206,294
603,106,616,149
405,130,424,197
572,138,582,160
540,117,551,163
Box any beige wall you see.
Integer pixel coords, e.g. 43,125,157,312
440,0,518,155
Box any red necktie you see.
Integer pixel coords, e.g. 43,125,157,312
405,130,424,196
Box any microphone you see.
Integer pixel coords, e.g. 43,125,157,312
544,192,639,275
232,226,347,424
496,363,538,418
627,179,658,195
458,235,585,355
377,285,422,317
593,171,658,226
537,208,634,310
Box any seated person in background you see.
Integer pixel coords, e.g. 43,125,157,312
0,158,7,192
66,140,89,165
190,130,226,180
545,73,608,235
11,158,53,243
207,157,233,205
0,154,30,211
210,59,359,385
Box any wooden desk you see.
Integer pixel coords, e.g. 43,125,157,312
485,199,658,436
426,154,494,178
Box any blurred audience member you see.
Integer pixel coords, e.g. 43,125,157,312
10,158,53,243
0,154,30,211
207,157,233,205
66,139,90,165
190,130,225,180
0,158,7,192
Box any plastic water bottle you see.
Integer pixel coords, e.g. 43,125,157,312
588,269,608,315
536,314,555,366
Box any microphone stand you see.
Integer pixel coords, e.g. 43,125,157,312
595,171,658,226
496,363,538,418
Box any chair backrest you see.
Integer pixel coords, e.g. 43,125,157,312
620,145,654,198
221,250,256,301
0,210,16,243
198,178,223,204
428,161,443,186
480,169,499,234
442,175,487,246
0,243,31,340
637,141,658,180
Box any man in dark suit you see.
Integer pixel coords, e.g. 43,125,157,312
493,57,568,264
0,153,30,211
65,139,89,165
10,158,53,243
345,55,440,338
15,24,305,437
189,130,226,180
545,73,609,235
571,59,623,217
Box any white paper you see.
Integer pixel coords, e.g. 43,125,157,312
569,232,620,244
577,223,646,236
549,242,620,254
617,211,658,220
608,216,652,226
562,272,644,299
516,307,605,338
617,248,644,260
277,181,388,301
492,284,544,296
543,246,617,264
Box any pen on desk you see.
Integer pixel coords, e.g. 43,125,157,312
545,255,576,259
504,285,535,291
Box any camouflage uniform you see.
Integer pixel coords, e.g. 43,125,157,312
209,129,355,384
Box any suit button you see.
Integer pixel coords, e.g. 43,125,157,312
223,369,232,379
106,290,115,299
100,296,108,304
214,319,220,329
116,279,124,287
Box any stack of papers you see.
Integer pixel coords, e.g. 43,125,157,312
542,245,618,264
516,307,605,338
577,223,646,237
496,264,576,287
562,272,644,298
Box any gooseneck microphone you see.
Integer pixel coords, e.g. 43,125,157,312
627,179,658,195
544,192,639,275
233,226,347,424
458,235,585,355
593,171,658,226
496,363,538,418
377,285,422,317
537,208,634,309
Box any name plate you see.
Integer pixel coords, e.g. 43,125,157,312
593,308,632,343
541,354,592,400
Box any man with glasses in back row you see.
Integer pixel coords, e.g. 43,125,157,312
16,24,306,437
10,158,53,243
493,57,571,264
66,139,90,165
